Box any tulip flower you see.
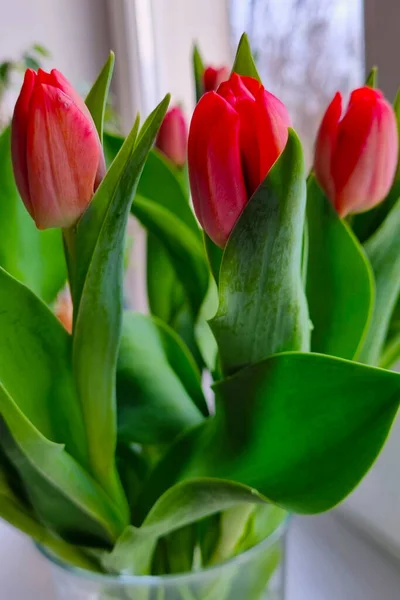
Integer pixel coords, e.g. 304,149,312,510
314,87,398,217
11,68,105,229
188,73,291,247
155,106,188,168
203,66,229,92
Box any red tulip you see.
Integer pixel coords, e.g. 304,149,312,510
11,68,105,229
203,66,230,93
188,73,291,247
155,106,188,168
314,87,398,217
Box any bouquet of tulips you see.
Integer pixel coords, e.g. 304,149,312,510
1,32,400,594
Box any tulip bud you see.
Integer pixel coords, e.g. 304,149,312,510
54,285,73,334
155,106,188,168
314,87,398,217
203,66,229,93
11,68,105,229
188,73,291,247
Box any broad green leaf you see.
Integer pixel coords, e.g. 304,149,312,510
193,45,205,102
138,149,206,372
211,130,309,376
32,43,51,57
103,130,124,167
205,504,254,565
231,33,261,82
359,197,400,365
66,96,170,510
194,278,219,373
0,268,125,544
352,89,400,243
132,196,209,318
0,460,99,571
365,66,378,87
85,52,115,143
138,150,198,234
117,312,207,446
306,175,374,359
0,268,86,464
146,234,186,323
103,479,267,575
138,353,400,516
0,408,122,546
138,149,201,342
204,233,223,285
380,296,400,368
0,127,66,303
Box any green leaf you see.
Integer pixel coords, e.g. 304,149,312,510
138,149,198,234
0,61,11,84
231,33,261,82
137,149,205,366
194,278,219,373
0,268,86,464
0,459,99,570
380,296,400,368
365,66,378,87
193,45,205,102
23,55,40,71
32,43,51,57
146,234,185,323
359,197,400,365
207,353,400,513
306,175,374,359
204,233,223,285
103,479,267,575
139,353,400,516
117,312,207,446
210,129,309,376
0,268,125,544
103,130,124,167
66,96,170,510
132,196,209,318
149,354,400,516
85,52,115,143
0,127,66,303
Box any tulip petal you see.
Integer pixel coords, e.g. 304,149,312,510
218,74,261,195
188,92,247,248
204,66,229,93
11,69,36,215
49,69,94,123
26,84,102,229
256,88,291,189
335,96,398,215
314,92,342,203
155,107,188,168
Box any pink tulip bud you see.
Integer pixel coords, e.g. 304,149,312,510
54,285,73,334
188,73,290,248
314,87,398,217
203,66,230,93
155,106,188,168
11,68,105,229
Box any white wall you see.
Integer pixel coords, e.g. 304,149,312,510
151,0,232,114
0,0,111,111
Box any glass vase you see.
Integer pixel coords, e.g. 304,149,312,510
39,518,288,600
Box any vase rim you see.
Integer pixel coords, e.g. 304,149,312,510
37,513,290,587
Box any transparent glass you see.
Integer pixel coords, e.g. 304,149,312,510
39,519,287,600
